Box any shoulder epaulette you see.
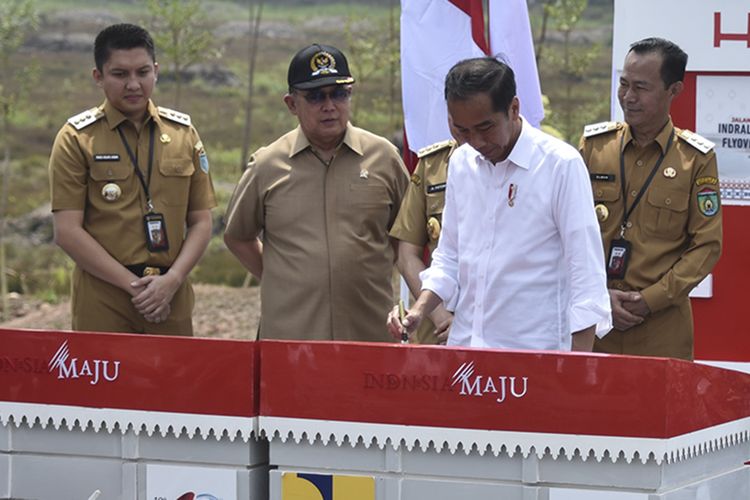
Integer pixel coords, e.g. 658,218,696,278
67,107,104,130
583,121,622,138
417,139,455,159
677,129,714,154
158,106,191,126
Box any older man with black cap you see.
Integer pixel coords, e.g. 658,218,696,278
224,43,409,342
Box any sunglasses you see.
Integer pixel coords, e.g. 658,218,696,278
298,87,352,104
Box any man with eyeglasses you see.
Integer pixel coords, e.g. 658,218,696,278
224,43,408,342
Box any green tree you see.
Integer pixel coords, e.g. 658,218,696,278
239,0,265,171
145,0,213,108
534,0,605,143
343,13,401,138
0,0,39,320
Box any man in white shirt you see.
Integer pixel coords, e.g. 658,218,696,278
388,57,611,351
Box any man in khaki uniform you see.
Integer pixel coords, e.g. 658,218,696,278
389,139,458,344
224,44,408,342
49,24,216,335
579,37,722,360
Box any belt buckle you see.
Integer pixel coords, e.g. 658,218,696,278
143,266,161,277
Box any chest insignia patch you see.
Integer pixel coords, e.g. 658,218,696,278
663,167,677,178
595,203,609,222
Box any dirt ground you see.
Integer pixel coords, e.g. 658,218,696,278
0,284,261,339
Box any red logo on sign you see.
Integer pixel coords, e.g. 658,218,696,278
714,12,750,48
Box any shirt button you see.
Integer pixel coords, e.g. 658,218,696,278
616,283,624,290
636,160,643,167
596,189,603,197
626,221,633,228
631,190,638,197
665,198,672,205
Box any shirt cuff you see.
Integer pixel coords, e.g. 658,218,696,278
639,283,672,314
419,267,458,307
570,298,613,338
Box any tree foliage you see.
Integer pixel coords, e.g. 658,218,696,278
343,12,401,139
144,0,214,108
534,0,607,143
0,0,39,319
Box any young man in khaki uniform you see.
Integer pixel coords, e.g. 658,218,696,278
49,24,216,335
389,139,458,345
224,44,408,342
579,38,722,360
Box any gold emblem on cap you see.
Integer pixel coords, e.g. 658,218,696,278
594,203,609,222
427,217,441,241
663,167,677,178
310,51,338,76
160,133,171,144
101,183,122,202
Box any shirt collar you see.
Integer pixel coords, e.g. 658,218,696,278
622,118,674,153
505,116,532,170
289,123,362,158
102,99,160,131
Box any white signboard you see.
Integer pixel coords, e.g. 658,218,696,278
146,464,237,500
696,75,750,188
613,0,750,72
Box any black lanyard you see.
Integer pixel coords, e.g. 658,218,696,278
117,120,156,212
618,129,674,237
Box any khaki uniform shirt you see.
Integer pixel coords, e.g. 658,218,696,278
50,99,217,267
225,124,409,342
389,140,456,344
579,120,722,359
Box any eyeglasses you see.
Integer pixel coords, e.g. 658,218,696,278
298,87,352,104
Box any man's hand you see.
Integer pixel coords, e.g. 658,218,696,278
386,304,424,342
429,306,453,345
131,272,181,322
622,291,651,317
609,289,645,331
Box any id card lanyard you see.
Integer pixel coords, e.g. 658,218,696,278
606,129,674,280
618,129,674,238
117,121,170,252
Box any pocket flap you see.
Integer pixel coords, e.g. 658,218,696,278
159,158,195,177
593,184,620,202
89,162,131,181
647,187,689,211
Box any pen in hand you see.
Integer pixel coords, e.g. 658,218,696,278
399,299,408,344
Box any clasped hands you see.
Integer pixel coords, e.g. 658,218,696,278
129,273,181,324
609,289,651,331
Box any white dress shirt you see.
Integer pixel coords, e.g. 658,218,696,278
420,118,612,350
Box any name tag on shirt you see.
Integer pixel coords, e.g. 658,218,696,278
94,154,120,162
427,183,447,194
590,173,615,182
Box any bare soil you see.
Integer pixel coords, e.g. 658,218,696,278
0,284,260,339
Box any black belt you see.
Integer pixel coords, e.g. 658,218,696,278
125,264,170,277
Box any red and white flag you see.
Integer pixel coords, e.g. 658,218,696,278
401,0,544,157
488,0,544,128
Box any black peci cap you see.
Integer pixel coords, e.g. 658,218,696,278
287,43,355,90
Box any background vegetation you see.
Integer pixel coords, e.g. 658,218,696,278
0,0,614,317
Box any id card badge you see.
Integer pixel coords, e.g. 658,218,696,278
144,212,169,252
607,238,631,279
